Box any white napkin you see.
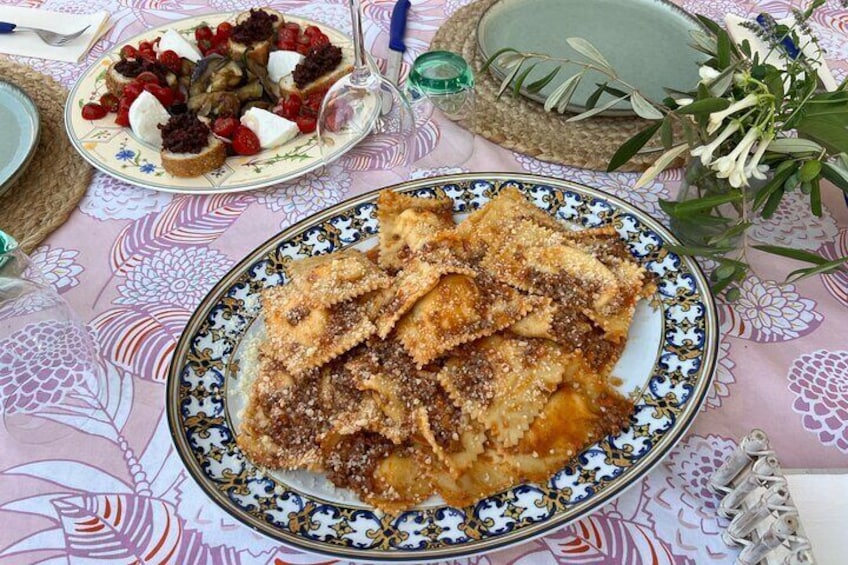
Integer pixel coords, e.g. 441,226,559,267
0,7,110,63
725,14,838,92
784,472,848,565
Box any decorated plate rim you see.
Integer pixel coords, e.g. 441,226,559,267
166,172,718,561
63,11,364,195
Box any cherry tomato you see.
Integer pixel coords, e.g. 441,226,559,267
295,115,317,134
81,102,108,120
310,33,330,49
99,93,120,113
120,45,138,59
195,25,214,43
208,43,228,56
143,83,175,107
215,21,233,43
158,49,181,73
197,39,213,55
304,91,325,115
118,95,134,114
232,126,261,155
115,109,130,127
138,48,157,62
324,102,353,132
122,82,144,103
138,40,154,51
279,27,298,43
304,25,322,38
277,39,297,52
281,94,302,120
212,116,239,138
135,71,160,84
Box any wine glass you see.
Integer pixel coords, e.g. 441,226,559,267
316,0,416,172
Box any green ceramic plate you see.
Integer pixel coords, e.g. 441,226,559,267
477,0,708,116
0,80,40,197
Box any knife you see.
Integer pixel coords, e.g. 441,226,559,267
385,0,411,86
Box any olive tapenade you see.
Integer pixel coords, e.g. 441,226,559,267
231,9,278,45
159,113,210,154
292,44,343,89
114,58,170,82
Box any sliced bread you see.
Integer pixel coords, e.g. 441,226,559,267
278,45,354,99
161,135,226,177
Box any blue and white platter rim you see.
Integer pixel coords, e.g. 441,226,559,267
166,172,718,562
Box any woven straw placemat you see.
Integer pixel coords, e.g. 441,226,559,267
432,0,660,171
0,59,92,254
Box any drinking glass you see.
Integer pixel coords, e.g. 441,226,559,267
406,50,477,173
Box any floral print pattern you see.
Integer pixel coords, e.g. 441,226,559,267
723,276,823,341
2,0,846,562
256,163,352,225
79,172,172,221
750,190,839,251
787,350,848,453
0,321,98,414
115,247,232,310
704,338,736,410
642,434,737,561
512,153,670,218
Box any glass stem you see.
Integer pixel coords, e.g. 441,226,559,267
348,0,370,87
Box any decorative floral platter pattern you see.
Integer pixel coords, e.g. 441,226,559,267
64,13,365,194
167,173,718,561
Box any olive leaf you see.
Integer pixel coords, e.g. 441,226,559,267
543,72,582,113
565,37,612,70
526,67,560,93
607,121,662,172
634,144,689,188
630,91,664,120
567,93,630,122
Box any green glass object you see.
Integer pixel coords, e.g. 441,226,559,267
407,51,475,120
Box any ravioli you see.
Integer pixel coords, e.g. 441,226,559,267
396,272,544,367
287,248,392,307
240,187,647,514
261,284,376,375
377,190,455,271
481,219,620,312
438,334,569,448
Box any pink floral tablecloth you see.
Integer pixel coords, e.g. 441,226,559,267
1,0,847,563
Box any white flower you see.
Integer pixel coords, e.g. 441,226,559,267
690,120,740,166
712,127,760,187
699,65,721,84
743,132,774,181
707,94,760,134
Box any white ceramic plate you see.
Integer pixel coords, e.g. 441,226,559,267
167,173,717,561
64,12,364,194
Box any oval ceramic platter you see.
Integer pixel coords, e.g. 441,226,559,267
477,0,709,115
0,80,40,197
65,13,365,194
167,173,717,561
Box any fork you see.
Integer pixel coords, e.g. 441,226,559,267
0,22,90,47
